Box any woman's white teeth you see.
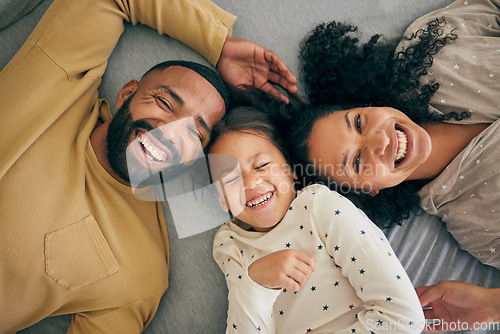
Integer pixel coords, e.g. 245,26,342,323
395,129,407,163
137,133,167,162
246,192,272,207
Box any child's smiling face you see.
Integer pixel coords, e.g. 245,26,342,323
209,130,297,232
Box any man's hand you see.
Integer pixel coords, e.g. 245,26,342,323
416,280,500,332
248,249,315,292
217,36,298,103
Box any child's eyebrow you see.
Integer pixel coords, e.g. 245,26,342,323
216,165,240,181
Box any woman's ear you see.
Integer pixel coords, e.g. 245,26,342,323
116,80,138,108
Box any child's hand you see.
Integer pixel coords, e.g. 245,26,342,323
248,249,315,292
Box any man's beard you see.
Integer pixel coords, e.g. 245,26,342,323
105,94,183,187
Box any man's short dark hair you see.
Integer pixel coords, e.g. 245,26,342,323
144,60,229,109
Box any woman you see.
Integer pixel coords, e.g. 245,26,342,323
289,0,499,268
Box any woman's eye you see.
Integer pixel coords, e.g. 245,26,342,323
256,162,270,170
354,153,360,174
355,114,362,134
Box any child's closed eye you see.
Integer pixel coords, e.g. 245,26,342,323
256,162,270,170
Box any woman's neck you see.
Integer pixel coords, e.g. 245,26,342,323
408,122,490,181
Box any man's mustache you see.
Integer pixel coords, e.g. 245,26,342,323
132,119,181,166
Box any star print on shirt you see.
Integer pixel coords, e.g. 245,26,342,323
285,243,291,248
317,245,323,250
279,310,284,316
359,269,366,275
299,225,304,230
360,230,366,235
396,275,401,280
334,281,340,287
311,286,316,292
288,206,293,211
386,297,393,302
351,257,357,262
304,205,308,210
334,245,340,251
348,304,355,310
323,305,329,311
334,210,341,215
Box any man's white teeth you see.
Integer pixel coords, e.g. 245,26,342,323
246,192,272,207
137,133,167,162
395,129,407,163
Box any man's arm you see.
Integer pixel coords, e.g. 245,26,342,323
67,289,165,334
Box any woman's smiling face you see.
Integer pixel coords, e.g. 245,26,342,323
308,107,432,192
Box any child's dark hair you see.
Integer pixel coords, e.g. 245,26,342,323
206,87,304,168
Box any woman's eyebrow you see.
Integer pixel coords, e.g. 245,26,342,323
342,152,349,175
344,111,352,129
342,111,352,175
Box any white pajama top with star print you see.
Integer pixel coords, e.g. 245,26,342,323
213,184,425,334
397,0,500,268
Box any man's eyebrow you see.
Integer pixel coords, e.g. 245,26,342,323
158,85,184,106
195,115,210,134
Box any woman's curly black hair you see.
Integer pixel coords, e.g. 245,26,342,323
288,17,469,228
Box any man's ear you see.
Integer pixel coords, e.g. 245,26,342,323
116,80,138,108
369,190,379,197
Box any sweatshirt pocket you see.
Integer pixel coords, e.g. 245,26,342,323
45,216,119,290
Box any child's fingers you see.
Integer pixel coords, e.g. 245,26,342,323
292,250,316,271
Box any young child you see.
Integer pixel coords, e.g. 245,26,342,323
207,97,425,334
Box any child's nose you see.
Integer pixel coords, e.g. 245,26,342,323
243,173,263,190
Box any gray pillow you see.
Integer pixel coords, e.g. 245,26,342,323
0,0,44,29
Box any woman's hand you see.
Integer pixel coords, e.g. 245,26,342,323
248,249,315,292
416,280,500,332
217,36,298,103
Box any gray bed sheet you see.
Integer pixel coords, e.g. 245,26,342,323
1,0,498,333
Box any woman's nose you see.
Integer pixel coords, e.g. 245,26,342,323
367,130,389,156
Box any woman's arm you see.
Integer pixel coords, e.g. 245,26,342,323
417,280,500,332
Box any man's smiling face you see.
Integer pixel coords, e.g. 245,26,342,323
106,66,226,184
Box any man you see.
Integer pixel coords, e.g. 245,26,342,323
0,0,296,332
